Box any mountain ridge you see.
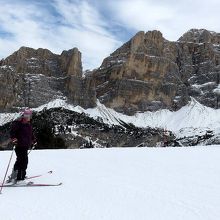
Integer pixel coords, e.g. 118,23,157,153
0,96,219,149
0,28,219,115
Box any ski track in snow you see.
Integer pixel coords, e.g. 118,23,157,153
1,146,220,220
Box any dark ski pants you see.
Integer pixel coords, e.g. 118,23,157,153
13,147,28,180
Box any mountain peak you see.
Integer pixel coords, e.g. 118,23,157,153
178,28,220,43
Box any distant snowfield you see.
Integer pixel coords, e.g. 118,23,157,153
1,147,220,220
1,98,220,138
31,98,220,137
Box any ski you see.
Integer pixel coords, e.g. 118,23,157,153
1,182,62,187
25,182,62,187
1,170,54,186
26,170,53,180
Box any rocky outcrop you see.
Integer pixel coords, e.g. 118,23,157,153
0,29,219,114
93,29,220,114
0,66,21,111
93,31,187,114
1,47,60,76
177,29,220,109
0,47,96,111
2,46,83,77
178,29,220,44
66,75,96,108
60,48,82,77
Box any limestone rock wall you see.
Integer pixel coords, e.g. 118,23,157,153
93,29,220,114
0,29,219,114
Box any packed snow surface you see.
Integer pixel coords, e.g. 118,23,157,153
1,146,220,220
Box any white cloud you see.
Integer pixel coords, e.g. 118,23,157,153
51,0,122,69
0,0,122,70
0,3,46,53
1,0,220,70
108,0,220,41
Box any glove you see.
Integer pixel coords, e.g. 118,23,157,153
11,138,18,144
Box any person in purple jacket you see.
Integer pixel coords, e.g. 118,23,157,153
7,109,36,183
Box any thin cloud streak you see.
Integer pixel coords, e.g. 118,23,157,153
0,0,220,69
0,0,122,70
107,0,220,41
51,0,122,69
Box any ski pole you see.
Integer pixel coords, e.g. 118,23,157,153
0,145,15,194
28,142,37,155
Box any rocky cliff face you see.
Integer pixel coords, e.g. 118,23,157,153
0,47,96,111
93,29,220,114
177,29,220,109
0,66,22,110
0,29,219,115
1,46,83,77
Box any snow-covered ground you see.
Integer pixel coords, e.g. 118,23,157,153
1,97,220,138
1,146,220,220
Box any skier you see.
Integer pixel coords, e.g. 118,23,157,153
7,108,36,184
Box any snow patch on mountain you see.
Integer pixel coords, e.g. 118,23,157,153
0,112,21,126
213,84,220,94
0,98,220,138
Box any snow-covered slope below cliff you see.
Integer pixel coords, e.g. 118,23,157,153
1,98,220,138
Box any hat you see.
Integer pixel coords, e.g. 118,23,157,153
22,108,32,117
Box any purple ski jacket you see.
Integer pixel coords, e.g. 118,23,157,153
10,119,35,148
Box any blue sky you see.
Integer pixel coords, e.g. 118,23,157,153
0,0,220,70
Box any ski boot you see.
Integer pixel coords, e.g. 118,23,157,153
6,170,18,184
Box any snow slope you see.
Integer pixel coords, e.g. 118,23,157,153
1,146,220,220
33,98,220,137
0,112,21,127
1,98,220,137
